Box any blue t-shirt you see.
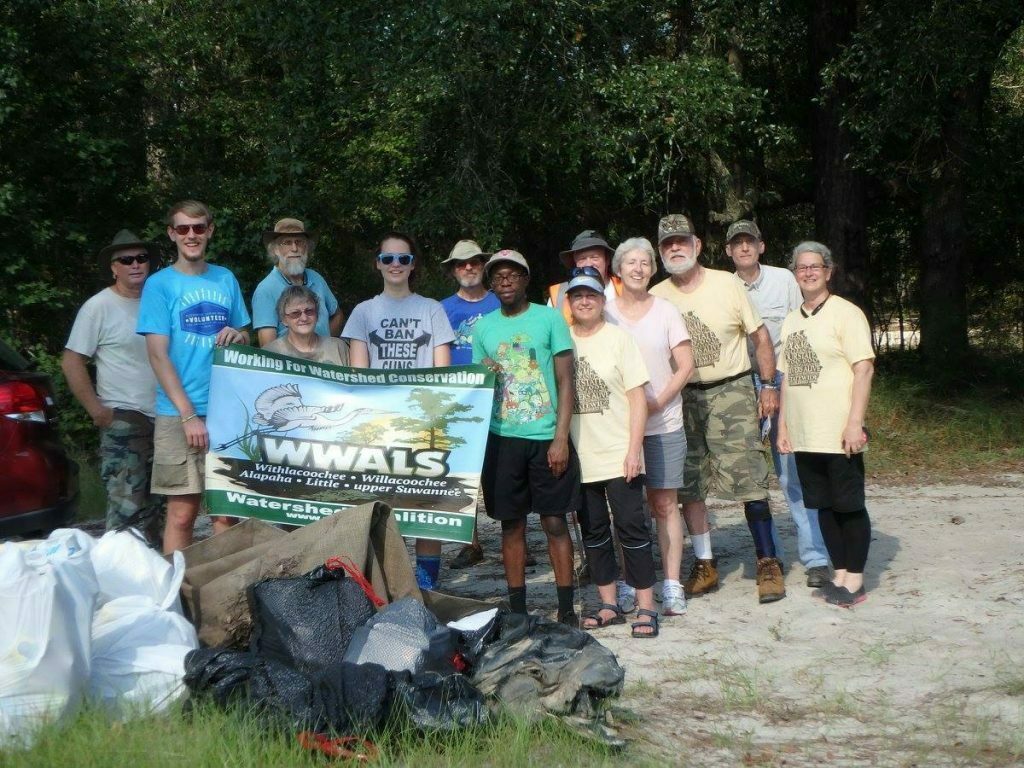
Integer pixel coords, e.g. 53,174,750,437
440,292,500,365
252,267,339,338
472,303,573,441
137,263,251,416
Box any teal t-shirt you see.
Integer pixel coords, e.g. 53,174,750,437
472,303,572,440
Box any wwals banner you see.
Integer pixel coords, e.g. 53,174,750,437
204,345,494,543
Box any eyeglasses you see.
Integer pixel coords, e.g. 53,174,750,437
171,223,210,236
454,258,485,269
794,264,827,273
570,265,604,281
378,252,414,265
490,270,525,285
112,254,150,266
284,307,317,319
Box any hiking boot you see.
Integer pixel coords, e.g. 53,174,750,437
805,565,831,588
756,557,786,603
449,544,484,570
683,558,719,597
661,581,687,616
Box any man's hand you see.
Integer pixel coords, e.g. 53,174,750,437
90,406,115,429
776,425,793,454
841,424,866,457
757,387,779,418
481,356,503,375
547,435,569,478
623,452,643,483
183,417,209,450
215,327,246,347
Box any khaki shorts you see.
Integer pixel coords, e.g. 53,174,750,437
680,375,770,503
151,415,206,496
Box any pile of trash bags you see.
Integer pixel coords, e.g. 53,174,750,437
1,503,627,751
0,528,198,749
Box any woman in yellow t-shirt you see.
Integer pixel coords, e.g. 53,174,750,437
777,242,875,608
567,267,659,638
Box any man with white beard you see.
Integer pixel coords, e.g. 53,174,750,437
440,239,501,569
252,218,343,346
650,214,786,605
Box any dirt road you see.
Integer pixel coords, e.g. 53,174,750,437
443,475,1024,766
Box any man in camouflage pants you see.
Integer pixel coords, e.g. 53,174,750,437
650,214,786,604
63,230,164,545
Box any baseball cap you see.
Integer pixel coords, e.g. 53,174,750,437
657,214,695,244
484,249,530,277
726,220,762,242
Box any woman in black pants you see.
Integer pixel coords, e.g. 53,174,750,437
777,242,875,607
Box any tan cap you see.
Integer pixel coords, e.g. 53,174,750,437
262,217,317,248
484,249,530,277
441,239,490,265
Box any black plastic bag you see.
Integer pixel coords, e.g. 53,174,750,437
343,597,456,674
392,671,489,731
184,648,393,736
248,564,375,677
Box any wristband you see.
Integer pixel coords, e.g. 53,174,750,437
761,383,778,391
181,413,198,424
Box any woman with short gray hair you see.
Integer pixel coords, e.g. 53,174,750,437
263,285,349,365
605,237,695,617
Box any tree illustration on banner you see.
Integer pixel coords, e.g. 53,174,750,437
391,388,483,450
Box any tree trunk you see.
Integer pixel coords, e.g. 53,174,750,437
917,111,972,362
810,0,871,322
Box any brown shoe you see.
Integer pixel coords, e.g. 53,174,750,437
756,557,786,603
683,558,719,597
450,544,484,570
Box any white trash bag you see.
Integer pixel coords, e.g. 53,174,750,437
90,530,186,611
89,595,199,717
0,537,96,749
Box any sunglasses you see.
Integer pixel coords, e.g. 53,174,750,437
112,254,150,266
284,307,317,319
171,223,210,236
377,252,414,265
570,265,604,281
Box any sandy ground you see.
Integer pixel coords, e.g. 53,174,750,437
441,474,1024,767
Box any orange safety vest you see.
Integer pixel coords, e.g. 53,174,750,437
547,275,623,324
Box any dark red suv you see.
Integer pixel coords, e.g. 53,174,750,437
0,339,78,537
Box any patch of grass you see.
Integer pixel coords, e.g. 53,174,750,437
8,700,628,768
860,640,893,666
868,351,1024,482
72,451,105,523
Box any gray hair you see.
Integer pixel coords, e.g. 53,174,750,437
612,237,656,276
789,241,834,270
266,234,313,263
275,285,320,322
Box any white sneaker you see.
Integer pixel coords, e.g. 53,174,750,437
616,580,637,614
661,580,687,616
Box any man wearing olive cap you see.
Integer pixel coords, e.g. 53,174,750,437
63,230,164,545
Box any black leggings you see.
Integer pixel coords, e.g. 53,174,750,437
578,476,655,589
817,506,871,573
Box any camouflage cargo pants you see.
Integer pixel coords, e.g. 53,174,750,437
680,375,771,503
99,409,164,545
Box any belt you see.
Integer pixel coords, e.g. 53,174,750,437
685,369,751,391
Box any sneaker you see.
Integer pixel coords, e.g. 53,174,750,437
805,565,831,588
825,585,867,608
616,580,637,614
756,557,786,603
449,544,484,570
661,581,687,616
683,558,720,597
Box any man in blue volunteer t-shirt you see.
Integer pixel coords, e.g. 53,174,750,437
137,200,251,554
438,239,500,570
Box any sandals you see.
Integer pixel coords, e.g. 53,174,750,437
631,608,659,638
582,603,626,630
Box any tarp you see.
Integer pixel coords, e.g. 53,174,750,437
204,345,494,543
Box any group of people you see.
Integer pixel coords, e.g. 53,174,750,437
64,200,876,640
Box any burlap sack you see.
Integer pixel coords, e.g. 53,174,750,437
180,502,421,648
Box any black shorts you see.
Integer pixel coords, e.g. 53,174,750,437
481,434,581,521
794,452,866,513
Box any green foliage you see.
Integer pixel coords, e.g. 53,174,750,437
392,387,483,450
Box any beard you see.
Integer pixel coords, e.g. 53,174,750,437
280,254,308,276
662,254,697,276
456,273,484,290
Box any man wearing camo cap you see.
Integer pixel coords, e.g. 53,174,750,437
650,214,785,604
